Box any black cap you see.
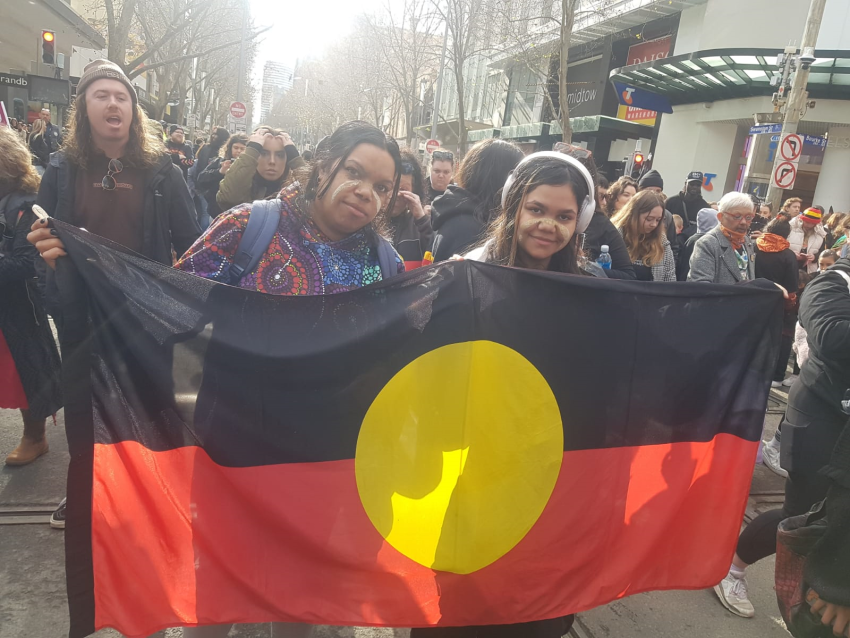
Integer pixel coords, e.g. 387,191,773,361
686,171,704,183
169,124,184,135
638,169,663,190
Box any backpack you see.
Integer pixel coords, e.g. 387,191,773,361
227,199,400,286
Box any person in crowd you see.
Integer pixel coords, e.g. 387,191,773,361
427,150,455,204
189,127,230,229
302,149,314,162
215,125,304,214
604,176,636,218
430,139,523,262
688,192,756,284
40,107,63,154
825,212,846,249
196,133,248,219
637,169,680,256
26,59,201,529
672,214,684,235
819,248,839,272
611,190,675,282
749,198,771,235
193,136,206,156
677,208,718,281
166,125,195,180
665,172,710,231
595,173,609,212
387,148,433,268
175,122,406,638
415,152,599,638
709,201,719,211
715,252,850,619
28,118,50,175
752,217,799,388
833,216,850,251
781,197,803,218
788,207,826,275
0,127,62,467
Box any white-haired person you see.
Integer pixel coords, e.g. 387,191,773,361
687,192,756,284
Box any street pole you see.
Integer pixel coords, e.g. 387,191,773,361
765,0,827,209
429,19,449,144
235,0,249,102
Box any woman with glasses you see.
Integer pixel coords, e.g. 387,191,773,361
387,148,434,269
26,59,200,529
687,192,757,284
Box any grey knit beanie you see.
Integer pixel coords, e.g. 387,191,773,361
76,59,137,105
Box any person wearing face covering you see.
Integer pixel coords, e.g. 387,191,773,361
677,207,719,281
687,192,756,284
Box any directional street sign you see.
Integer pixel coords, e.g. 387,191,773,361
780,133,803,162
772,161,798,190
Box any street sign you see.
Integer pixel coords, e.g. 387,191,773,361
780,133,803,162
749,124,783,135
772,161,797,190
229,101,247,119
425,139,440,154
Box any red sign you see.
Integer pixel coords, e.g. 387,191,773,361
229,101,247,119
618,36,673,124
773,161,798,190
780,134,803,162
425,139,440,154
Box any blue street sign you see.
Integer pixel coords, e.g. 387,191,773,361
750,124,783,135
612,82,673,114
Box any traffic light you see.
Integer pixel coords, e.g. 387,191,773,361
630,152,644,179
41,30,55,65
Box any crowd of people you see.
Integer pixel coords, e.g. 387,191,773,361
1,57,849,637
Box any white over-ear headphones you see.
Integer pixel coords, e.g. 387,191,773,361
500,151,597,234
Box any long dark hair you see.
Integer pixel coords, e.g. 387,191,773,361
484,156,589,273
399,147,425,199
301,121,402,234
455,139,524,223
224,133,248,159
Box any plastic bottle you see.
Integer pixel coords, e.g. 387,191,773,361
597,245,612,270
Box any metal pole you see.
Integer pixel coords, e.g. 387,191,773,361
430,19,449,142
765,0,827,209
235,0,248,102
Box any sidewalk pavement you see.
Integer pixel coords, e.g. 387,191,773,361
0,388,793,638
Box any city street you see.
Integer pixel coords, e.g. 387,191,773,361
1,389,793,638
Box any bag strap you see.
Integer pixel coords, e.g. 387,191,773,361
227,199,281,285
831,268,850,295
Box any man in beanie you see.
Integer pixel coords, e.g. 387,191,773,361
167,124,195,181
638,168,680,258
665,171,710,241
26,58,200,531
788,206,827,274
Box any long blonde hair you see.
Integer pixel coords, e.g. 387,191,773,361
62,92,165,170
30,118,46,139
612,190,666,266
0,126,41,195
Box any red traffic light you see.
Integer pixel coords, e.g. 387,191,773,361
42,30,55,64
634,153,644,164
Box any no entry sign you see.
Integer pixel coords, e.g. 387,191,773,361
780,133,803,162
425,139,440,154
229,101,247,119
772,161,798,190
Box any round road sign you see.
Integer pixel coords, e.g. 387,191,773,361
773,161,797,190
425,139,440,154
779,134,803,162
230,101,247,119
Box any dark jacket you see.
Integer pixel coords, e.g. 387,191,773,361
29,133,50,168
197,156,227,213
388,211,434,267
36,151,201,318
166,140,195,180
583,211,636,280
44,122,62,154
754,244,799,294
805,420,850,607
677,232,703,281
0,191,62,420
430,185,491,262
426,178,446,206
666,193,709,231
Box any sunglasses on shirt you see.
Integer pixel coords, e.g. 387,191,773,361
102,158,123,191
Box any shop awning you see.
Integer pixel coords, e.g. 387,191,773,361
609,48,850,105
550,115,654,139
413,118,492,145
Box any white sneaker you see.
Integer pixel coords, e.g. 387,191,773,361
714,571,755,618
762,437,788,478
782,375,798,387
771,381,783,388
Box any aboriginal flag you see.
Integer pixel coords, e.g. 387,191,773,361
56,221,782,638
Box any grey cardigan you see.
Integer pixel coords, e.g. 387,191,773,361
687,225,756,284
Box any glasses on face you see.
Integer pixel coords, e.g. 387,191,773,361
432,151,454,162
725,213,755,223
101,158,123,191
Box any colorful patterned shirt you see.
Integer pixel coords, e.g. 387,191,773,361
175,183,404,295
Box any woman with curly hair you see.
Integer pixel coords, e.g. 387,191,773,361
0,126,62,466
604,176,637,217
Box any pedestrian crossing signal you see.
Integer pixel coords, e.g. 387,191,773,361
42,31,55,65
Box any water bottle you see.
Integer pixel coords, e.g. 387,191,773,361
597,245,612,270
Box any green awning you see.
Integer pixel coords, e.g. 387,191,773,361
549,115,654,138
500,122,549,139
467,128,501,142
609,48,850,105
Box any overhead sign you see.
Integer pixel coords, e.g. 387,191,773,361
425,139,440,154
772,161,797,190
229,101,247,119
614,37,673,126
0,72,28,88
750,124,783,135
780,133,803,162
613,82,673,114
27,75,70,105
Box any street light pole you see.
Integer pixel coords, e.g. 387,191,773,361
430,18,449,143
235,0,249,102
765,0,827,209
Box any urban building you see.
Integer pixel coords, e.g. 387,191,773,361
260,61,294,123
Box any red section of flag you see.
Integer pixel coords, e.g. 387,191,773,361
91,435,757,637
0,329,28,410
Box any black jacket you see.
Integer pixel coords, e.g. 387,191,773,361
29,133,50,168
754,245,799,293
666,193,709,230
583,212,636,280
166,140,195,180
388,211,434,266
430,185,488,262
36,151,201,318
677,232,705,281
197,156,227,214
0,191,62,420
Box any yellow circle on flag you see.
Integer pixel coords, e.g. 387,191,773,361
355,340,563,574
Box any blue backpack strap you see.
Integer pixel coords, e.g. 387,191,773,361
227,199,282,285
375,235,400,280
